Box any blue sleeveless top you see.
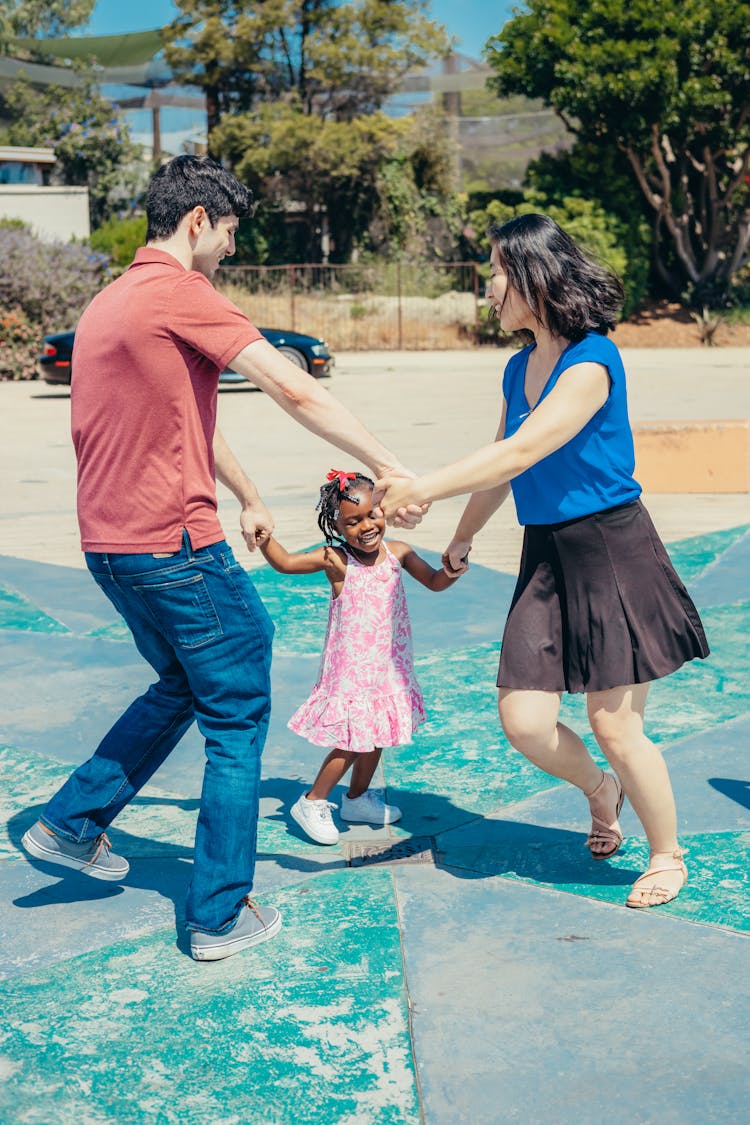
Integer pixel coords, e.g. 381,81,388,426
502,333,641,525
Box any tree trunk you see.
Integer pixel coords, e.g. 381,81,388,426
206,86,221,158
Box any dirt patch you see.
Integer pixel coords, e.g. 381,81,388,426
611,301,750,348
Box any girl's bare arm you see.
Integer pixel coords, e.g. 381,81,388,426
259,537,328,574
389,541,462,592
259,537,347,587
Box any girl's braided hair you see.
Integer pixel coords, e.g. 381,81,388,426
316,471,374,546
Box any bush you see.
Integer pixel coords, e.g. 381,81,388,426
0,227,108,339
89,216,147,274
0,306,38,381
468,193,649,319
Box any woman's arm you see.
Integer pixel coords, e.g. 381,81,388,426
374,361,610,517
442,483,512,574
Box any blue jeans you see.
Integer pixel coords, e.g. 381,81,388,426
41,532,274,935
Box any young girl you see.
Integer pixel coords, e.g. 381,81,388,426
375,214,709,909
260,469,461,844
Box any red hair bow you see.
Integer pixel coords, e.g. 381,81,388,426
326,469,356,492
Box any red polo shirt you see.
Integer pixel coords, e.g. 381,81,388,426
71,247,262,553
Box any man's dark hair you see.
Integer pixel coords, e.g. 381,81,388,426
488,213,624,342
145,155,254,241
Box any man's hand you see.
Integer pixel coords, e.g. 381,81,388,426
442,536,472,577
240,499,274,552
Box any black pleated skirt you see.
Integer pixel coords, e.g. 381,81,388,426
497,500,710,694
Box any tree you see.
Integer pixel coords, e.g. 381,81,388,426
0,0,94,51
0,1,147,229
214,100,408,261
0,81,146,228
164,0,449,142
486,0,750,305
176,0,454,260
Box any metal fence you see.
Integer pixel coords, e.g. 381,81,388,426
218,261,484,350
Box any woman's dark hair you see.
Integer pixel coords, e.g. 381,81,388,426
488,213,624,341
145,155,254,241
317,472,374,546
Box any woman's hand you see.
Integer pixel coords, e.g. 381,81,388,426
371,466,429,528
442,536,472,577
372,475,428,522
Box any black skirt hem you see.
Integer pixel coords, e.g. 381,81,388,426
496,500,709,695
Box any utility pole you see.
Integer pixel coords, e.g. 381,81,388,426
442,53,462,192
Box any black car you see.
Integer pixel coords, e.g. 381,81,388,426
38,327,334,385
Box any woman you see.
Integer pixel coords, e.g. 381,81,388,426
375,213,709,909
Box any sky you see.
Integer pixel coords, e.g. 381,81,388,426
84,0,516,151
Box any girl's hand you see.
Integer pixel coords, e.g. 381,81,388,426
240,499,274,552
392,503,430,529
442,536,472,576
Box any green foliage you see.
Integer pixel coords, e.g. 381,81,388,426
0,80,147,228
0,0,94,52
485,0,750,306
215,100,407,262
0,217,29,233
89,216,148,273
216,99,468,264
165,0,449,134
167,2,456,261
524,143,651,312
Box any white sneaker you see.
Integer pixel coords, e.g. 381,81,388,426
290,794,339,845
340,790,402,825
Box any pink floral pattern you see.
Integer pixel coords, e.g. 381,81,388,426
288,543,426,753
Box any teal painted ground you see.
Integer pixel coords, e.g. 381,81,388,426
1,526,748,1124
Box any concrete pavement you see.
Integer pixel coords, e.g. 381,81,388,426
0,350,748,1124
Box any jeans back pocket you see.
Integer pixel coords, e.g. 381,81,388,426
134,572,223,649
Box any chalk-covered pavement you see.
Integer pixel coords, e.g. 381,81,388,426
1,523,748,1124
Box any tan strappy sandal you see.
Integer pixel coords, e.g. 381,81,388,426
626,849,688,909
584,770,624,860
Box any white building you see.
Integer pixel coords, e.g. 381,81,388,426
0,145,90,241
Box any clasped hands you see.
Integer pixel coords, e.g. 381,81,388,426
373,471,471,578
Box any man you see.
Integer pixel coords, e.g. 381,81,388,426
22,155,420,962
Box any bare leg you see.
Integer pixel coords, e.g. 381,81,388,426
308,748,358,802
499,688,624,858
588,683,686,904
348,748,383,798
498,689,602,792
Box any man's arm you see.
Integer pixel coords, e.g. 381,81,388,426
213,427,273,552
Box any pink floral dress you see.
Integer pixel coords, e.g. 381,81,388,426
287,543,426,753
